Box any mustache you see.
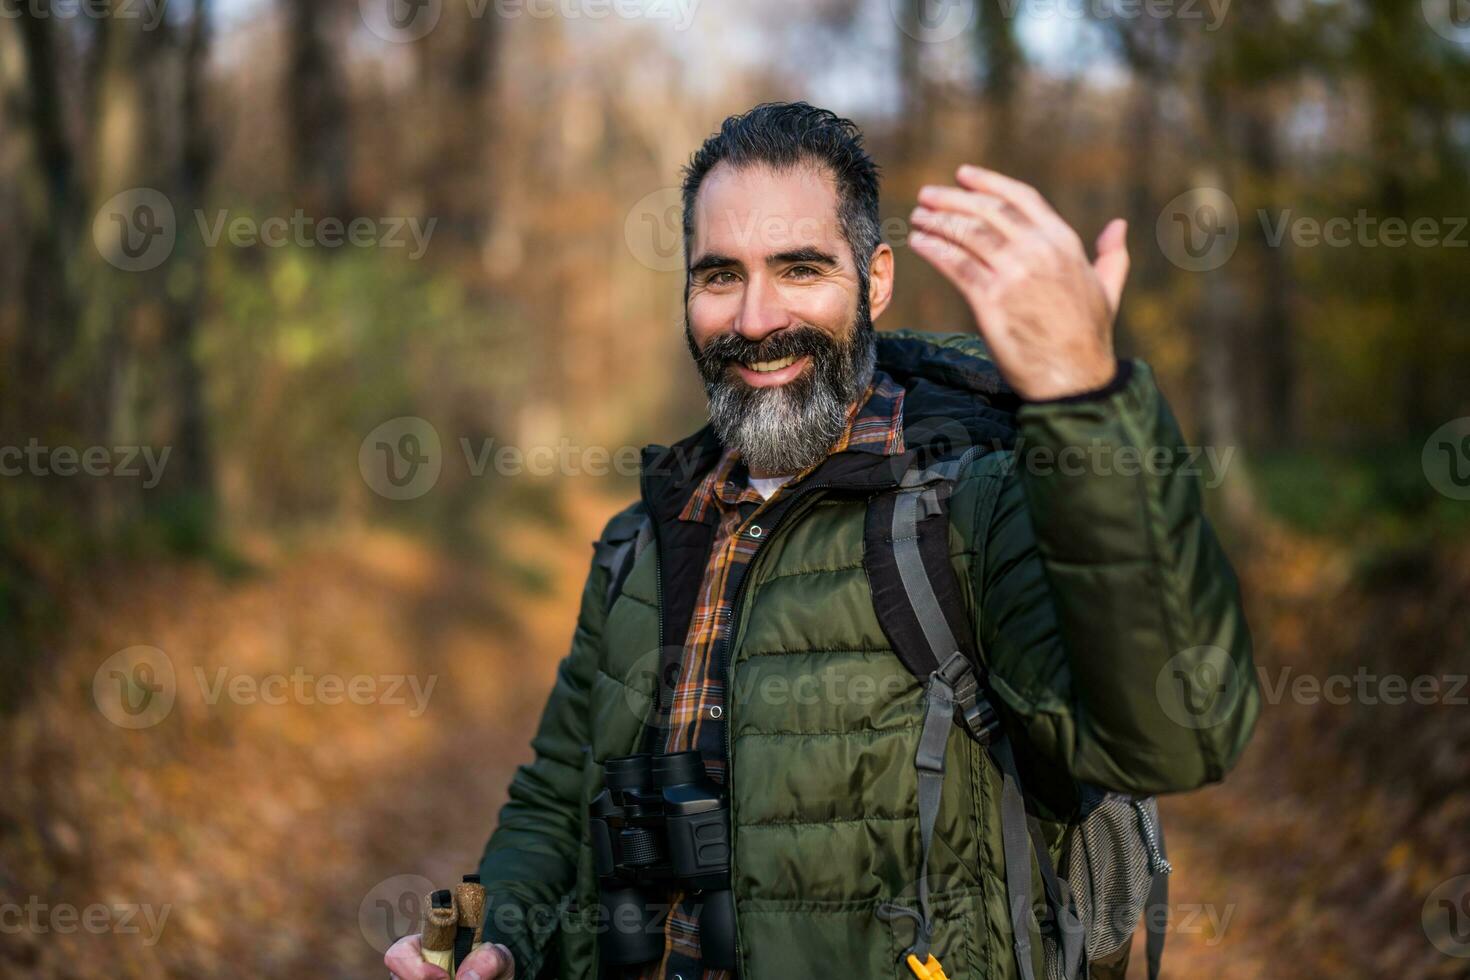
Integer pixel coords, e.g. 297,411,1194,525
692,326,838,383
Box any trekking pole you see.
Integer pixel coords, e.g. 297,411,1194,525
454,873,487,966
421,889,458,972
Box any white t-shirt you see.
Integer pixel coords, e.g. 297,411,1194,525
748,474,791,500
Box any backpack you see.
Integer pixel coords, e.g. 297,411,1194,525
591,446,1172,980
862,449,1172,980
590,470,1164,980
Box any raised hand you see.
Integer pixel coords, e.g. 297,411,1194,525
907,164,1129,401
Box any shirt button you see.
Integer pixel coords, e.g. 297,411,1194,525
748,524,763,538
709,705,724,719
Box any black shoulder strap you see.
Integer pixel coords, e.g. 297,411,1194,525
862,460,977,681
592,504,653,610
865,458,1086,980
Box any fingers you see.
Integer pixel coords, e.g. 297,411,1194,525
954,164,1079,245
910,204,1035,282
456,942,515,979
385,934,449,980
908,228,994,295
909,207,999,265
915,185,1022,241
1092,218,1131,312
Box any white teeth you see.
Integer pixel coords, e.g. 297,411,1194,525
745,355,798,373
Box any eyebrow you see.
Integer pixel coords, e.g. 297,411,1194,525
688,252,738,276
687,247,840,277
770,247,839,267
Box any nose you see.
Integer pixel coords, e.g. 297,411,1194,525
733,271,790,344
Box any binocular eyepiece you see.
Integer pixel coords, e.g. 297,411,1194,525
588,751,736,970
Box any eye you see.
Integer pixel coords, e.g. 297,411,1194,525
706,270,740,286
787,265,819,279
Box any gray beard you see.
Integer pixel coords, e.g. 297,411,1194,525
690,314,877,477
707,374,849,476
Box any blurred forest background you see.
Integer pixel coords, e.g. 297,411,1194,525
2,0,1469,976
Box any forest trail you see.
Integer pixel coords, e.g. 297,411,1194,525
1,492,1464,978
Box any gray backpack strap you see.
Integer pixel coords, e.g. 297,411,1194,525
1026,813,1086,977
866,459,1038,980
592,504,652,609
990,730,1041,980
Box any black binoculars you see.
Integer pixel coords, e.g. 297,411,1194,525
588,751,736,971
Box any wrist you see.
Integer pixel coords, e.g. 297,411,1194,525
1021,359,1132,405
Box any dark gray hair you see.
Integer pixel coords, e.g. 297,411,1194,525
680,102,883,293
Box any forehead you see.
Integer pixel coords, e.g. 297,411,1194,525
691,161,844,257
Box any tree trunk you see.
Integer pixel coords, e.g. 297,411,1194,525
1242,91,1295,447
152,0,216,509
6,11,81,437
283,0,352,217
977,0,1021,171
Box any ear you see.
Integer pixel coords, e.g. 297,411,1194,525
866,242,895,321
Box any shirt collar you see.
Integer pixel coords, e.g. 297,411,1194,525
679,369,907,522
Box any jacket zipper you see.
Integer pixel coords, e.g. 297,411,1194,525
716,481,841,978
640,465,666,682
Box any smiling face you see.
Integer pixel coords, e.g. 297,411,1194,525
684,161,894,477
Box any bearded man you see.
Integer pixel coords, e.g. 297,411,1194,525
388,101,1258,980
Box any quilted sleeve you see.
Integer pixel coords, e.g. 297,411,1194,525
974,361,1260,794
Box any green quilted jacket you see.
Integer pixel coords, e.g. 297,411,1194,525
477,331,1260,979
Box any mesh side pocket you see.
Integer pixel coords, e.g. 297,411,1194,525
1075,795,1157,960
1041,794,1164,980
